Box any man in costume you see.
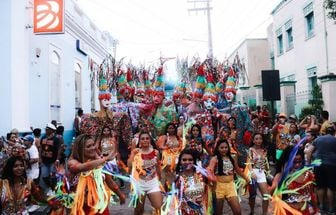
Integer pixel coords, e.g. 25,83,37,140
218,69,253,166
80,77,133,165
151,65,177,138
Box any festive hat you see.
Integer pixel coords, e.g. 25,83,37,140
143,70,153,98
135,81,145,95
134,78,145,103
224,76,236,95
126,67,135,95
118,70,134,99
172,82,186,102
215,81,224,94
153,66,165,97
118,72,127,92
202,73,218,102
193,64,206,99
98,78,111,100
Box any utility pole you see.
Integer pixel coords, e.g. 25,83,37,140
188,0,213,58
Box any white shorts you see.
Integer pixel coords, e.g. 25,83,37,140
139,177,161,194
252,168,267,183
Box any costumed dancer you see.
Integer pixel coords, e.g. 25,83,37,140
0,156,52,214
214,62,228,109
112,68,152,133
207,139,250,215
68,134,126,215
268,145,319,215
187,124,211,168
218,70,253,166
175,149,213,215
246,133,270,215
127,132,162,215
200,71,219,155
95,125,126,187
80,77,133,169
157,122,183,190
152,65,178,138
186,63,205,120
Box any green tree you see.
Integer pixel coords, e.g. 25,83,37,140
308,85,324,110
324,0,336,21
300,85,324,120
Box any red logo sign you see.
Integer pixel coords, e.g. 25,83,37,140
34,0,64,34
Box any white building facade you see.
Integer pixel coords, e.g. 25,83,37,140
228,39,272,108
269,0,336,120
0,0,114,141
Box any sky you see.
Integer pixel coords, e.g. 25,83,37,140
76,0,281,81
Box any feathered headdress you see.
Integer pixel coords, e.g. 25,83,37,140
173,82,186,102
224,76,236,95
202,73,218,103
153,66,165,97
193,64,206,99
98,78,111,100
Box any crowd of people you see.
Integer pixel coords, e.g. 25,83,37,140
1,106,336,215
1,60,336,215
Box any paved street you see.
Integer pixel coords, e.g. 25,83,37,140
110,189,265,214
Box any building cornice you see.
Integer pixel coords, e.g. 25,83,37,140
318,74,336,82
65,13,110,59
271,0,292,15
239,86,250,90
280,80,296,86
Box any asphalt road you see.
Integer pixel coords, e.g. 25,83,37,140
109,189,265,215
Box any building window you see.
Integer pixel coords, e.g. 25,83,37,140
284,19,293,50
277,34,284,55
49,51,61,122
74,62,82,109
286,27,293,49
305,12,314,38
304,3,314,39
307,66,317,94
308,76,317,97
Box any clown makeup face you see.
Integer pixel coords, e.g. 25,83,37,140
122,89,132,101
203,98,215,110
134,91,145,103
100,98,111,109
225,91,235,102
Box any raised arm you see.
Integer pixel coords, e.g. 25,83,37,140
68,151,116,174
